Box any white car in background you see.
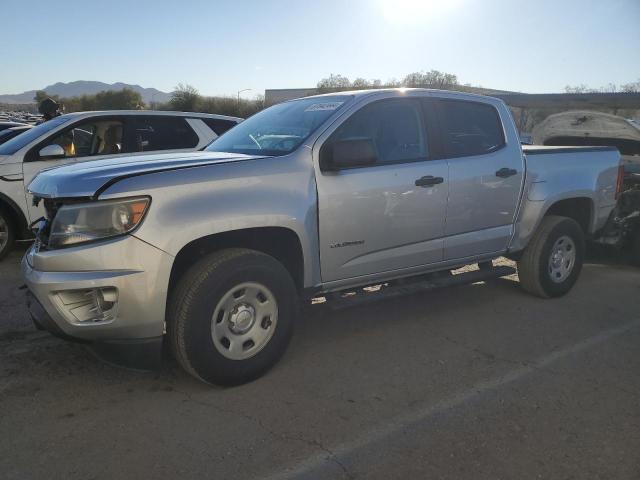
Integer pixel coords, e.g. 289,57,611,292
0,110,242,258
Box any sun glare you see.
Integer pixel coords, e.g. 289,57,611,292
379,0,460,24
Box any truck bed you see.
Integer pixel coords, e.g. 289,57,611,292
515,145,621,244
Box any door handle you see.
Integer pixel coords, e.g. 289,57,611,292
495,167,518,178
415,175,444,187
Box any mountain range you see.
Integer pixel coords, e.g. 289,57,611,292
0,81,172,105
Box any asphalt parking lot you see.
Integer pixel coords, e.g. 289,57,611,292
1,244,639,480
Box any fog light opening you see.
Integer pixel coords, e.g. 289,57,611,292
91,287,118,314
54,287,119,325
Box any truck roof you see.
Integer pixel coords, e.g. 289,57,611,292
57,110,243,122
302,87,499,103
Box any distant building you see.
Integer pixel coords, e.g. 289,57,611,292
265,88,319,105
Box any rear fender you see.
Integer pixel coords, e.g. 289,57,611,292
510,189,596,252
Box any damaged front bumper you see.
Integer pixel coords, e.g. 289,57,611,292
22,234,174,370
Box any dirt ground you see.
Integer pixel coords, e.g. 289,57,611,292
1,244,639,479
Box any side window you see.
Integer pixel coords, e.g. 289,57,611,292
331,99,428,164
437,100,505,157
128,117,199,152
43,120,124,159
202,118,238,136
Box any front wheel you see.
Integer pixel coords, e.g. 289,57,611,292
517,215,585,298
168,248,298,386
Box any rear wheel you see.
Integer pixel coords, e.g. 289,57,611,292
0,208,16,261
168,248,298,386
517,215,585,298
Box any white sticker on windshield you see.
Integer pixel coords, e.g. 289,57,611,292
304,102,344,112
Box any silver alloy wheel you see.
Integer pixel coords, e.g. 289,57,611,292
548,235,576,283
211,282,278,360
0,215,8,253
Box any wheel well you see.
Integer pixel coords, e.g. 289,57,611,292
0,195,29,239
168,227,305,294
545,198,593,234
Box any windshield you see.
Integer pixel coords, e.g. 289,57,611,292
206,95,352,156
0,115,73,156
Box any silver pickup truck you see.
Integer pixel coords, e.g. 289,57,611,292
23,89,622,385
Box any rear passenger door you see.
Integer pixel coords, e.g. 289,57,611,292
433,98,524,260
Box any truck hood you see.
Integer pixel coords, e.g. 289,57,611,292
27,151,268,199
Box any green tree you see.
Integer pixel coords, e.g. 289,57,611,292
197,95,264,118
317,74,352,93
402,70,458,89
170,83,201,111
59,88,145,112
621,79,640,93
33,90,60,104
352,77,371,88
93,89,145,109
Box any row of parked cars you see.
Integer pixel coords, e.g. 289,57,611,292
0,123,33,144
1,90,638,387
0,110,42,122
0,110,46,144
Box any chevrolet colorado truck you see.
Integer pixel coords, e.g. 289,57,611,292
23,89,622,385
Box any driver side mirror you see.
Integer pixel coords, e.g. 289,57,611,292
38,144,65,159
320,138,377,171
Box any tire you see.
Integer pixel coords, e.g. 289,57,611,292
517,215,585,298
168,248,298,386
0,207,16,261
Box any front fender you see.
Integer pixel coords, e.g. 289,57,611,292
99,153,321,287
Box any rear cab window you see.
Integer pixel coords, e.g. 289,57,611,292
435,99,505,158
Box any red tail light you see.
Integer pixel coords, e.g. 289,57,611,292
615,165,625,200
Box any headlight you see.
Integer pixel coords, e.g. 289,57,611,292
48,197,150,249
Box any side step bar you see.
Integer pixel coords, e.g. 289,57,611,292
321,265,517,310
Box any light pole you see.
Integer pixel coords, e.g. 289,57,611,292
237,88,252,108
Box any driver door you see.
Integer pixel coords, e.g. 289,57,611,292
315,98,449,283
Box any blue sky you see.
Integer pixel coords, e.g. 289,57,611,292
3,0,639,97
